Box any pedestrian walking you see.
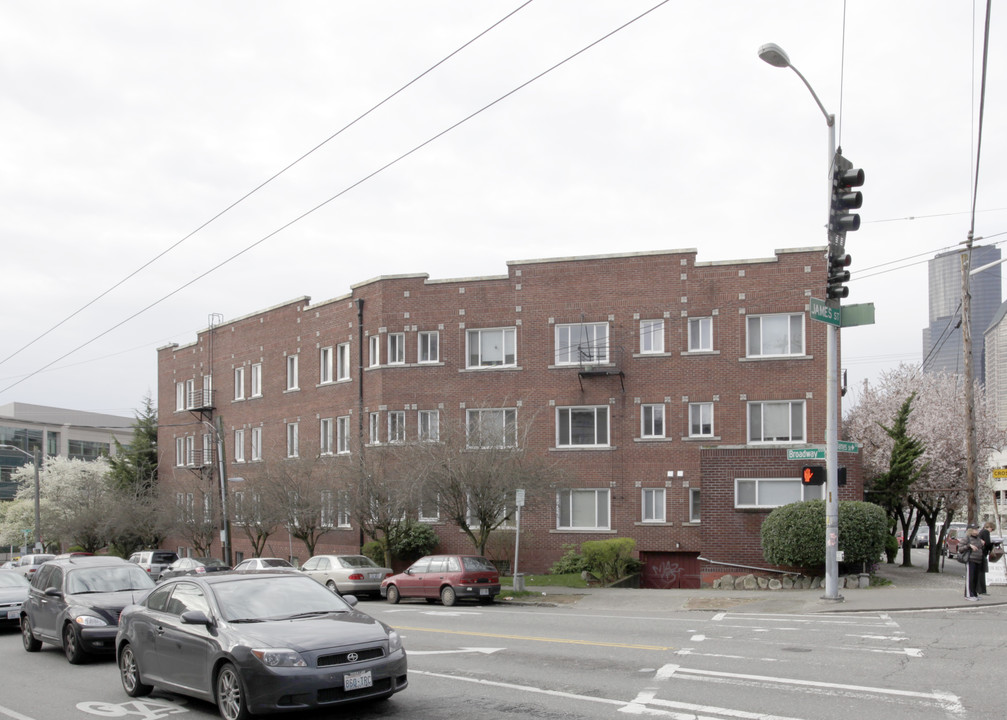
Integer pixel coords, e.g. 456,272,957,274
963,525,985,601
978,521,994,595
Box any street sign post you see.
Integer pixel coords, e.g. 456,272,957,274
788,448,826,461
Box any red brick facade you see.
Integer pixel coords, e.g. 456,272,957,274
156,248,862,584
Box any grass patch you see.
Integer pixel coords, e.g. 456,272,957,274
499,572,589,589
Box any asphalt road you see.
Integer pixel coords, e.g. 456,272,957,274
1,580,1004,720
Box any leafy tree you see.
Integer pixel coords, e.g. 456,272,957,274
108,395,158,495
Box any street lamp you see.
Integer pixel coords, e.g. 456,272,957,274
0,444,42,551
759,42,843,602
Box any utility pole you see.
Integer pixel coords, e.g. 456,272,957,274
961,234,978,526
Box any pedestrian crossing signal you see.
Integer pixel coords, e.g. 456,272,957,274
801,466,826,485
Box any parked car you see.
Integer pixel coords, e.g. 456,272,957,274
1,560,16,570
301,555,393,597
127,550,179,578
910,526,932,548
230,557,296,572
0,570,30,626
381,554,500,606
115,572,408,720
13,553,55,580
157,557,231,582
21,555,154,663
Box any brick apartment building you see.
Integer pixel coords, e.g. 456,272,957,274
157,247,862,588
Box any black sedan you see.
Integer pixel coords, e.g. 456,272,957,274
115,572,407,720
156,557,231,582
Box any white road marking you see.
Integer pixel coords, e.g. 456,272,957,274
0,704,38,720
675,648,778,662
407,646,505,656
622,690,806,719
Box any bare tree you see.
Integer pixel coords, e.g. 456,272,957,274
413,407,555,557
270,454,342,559
170,472,220,557
227,462,288,558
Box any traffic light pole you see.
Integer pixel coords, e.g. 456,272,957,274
824,120,841,603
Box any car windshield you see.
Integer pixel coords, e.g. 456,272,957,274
0,572,29,588
66,565,155,594
339,556,378,568
212,576,353,621
152,553,178,563
462,556,497,572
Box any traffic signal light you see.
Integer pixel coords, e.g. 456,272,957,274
801,466,826,485
827,252,852,300
829,153,864,238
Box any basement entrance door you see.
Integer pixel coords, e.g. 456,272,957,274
639,552,701,589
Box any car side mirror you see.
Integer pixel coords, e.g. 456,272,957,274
180,610,212,626
44,587,63,598
342,594,359,608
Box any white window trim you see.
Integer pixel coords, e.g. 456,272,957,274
641,487,666,523
734,477,822,509
418,409,440,442
466,408,518,448
747,400,806,444
746,313,805,358
369,412,381,445
286,355,299,391
388,410,406,443
336,343,351,381
641,403,665,439
555,322,609,366
234,429,245,463
640,319,665,354
368,335,380,368
418,331,440,364
250,363,263,398
688,402,714,438
556,406,610,448
387,333,406,366
175,437,185,467
688,488,701,523
251,427,262,461
466,327,517,369
687,316,713,352
556,488,611,530
320,347,333,384
233,367,245,401
287,422,299,458
320,418,333,456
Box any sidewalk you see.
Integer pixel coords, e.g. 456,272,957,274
502,555,1007,614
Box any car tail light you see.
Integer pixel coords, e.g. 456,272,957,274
384,572,393,579
196,567,206,573
348,573,364,581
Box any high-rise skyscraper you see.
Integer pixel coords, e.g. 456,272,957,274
922,245,1002,384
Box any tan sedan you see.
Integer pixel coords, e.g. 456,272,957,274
300,555,393,598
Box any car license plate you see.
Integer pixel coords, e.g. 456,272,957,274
479,588,489,595
368,573,381,580
6,610,18,620
344,670,373,691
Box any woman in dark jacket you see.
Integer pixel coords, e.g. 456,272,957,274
977,521,994,595
963,526,985,601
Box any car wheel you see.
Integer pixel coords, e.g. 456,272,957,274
119,643,153,697
63,623,86,664
216,662,249,720
385,585,400,604
326,580,338,593
440,585,457,607
21,616,41,652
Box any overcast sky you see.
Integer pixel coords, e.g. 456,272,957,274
1,1,1004,421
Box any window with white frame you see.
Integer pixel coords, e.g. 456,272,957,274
336,343,350,381
286,355,299,391
320,490,335,528
735,477,822,508
557,406,609,447
688,316,713,352
175,437,184,467
555,322,609,365
184,436,195,466
388,411,406,443
466,495,514,529
320,418,333,455
388,333,405,365
234,429,245,463
251,426,262,461
202,433,212,466
748,400,805,443
746,313,804,357
286,422,299,457
336,491,352,527
557,488,610,530
185,379,195,409
418,409,439,442
369,412,380,444
418,488,440,522
689,488,701,522
251,363,262,398
233,367,245,401
369,335,380,367
466,327,516,368
689,402,714,437
336,416,350,454
641,404,665,438
640,319,664,354
466,408,517,448
176,382,185,411
642,487,666,522
232,491,245,524
320,347,333,384
418,331,439,363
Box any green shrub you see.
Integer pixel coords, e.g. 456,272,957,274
549,543,587,575
581,537,639,585
761,499,887,573
361,540,386,567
